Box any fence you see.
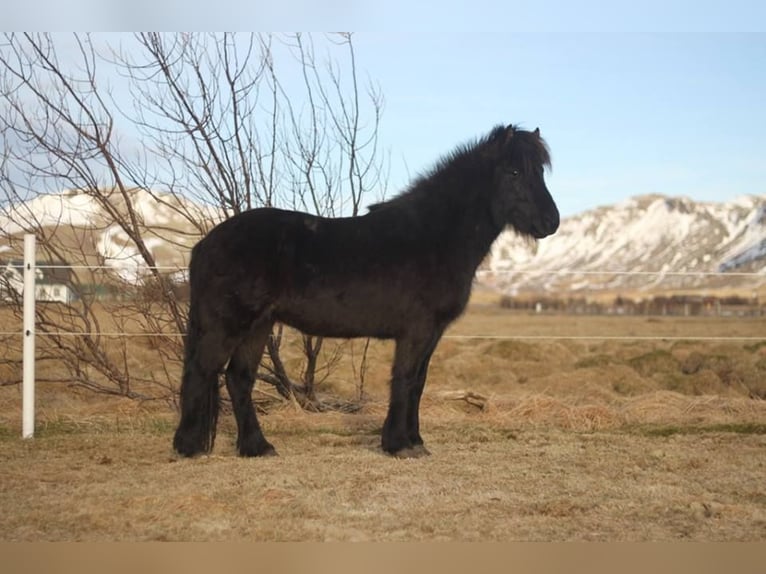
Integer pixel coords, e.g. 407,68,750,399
5,234,766,438
22,235,35,439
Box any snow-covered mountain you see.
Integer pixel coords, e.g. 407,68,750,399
0,188,220,282
482,194,766,297
2,189,765,296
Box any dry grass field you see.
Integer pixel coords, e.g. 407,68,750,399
1,302,766,541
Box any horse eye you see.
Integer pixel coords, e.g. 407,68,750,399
510,169,520,177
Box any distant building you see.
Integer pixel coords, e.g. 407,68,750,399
0,260,75,304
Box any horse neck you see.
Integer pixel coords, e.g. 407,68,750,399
416,176,504,274
452,197,505,273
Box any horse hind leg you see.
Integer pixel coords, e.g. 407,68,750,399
226,321,277,457
173,327,233,457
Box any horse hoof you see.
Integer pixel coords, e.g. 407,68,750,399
391,446,430,459
260,445,279,457
173,434,209,458
239,442,278,457
411,444,431,457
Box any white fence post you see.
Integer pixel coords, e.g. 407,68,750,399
22,233,36,439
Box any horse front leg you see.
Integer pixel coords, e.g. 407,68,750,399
382,332,440,458
406,360,435,456
406,330,443,456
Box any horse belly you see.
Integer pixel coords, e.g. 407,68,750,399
273,283,415,340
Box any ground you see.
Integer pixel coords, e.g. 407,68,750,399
1,306,765,541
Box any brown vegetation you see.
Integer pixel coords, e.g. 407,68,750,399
1,305,765,540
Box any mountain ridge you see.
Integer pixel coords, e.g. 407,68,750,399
2,189,765,296
483,193,766,297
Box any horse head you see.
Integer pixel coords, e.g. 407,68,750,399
487,125,559,239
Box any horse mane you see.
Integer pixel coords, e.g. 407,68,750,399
368,124,551,214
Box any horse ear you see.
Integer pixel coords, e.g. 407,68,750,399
533,127,541,139
504,125,515,144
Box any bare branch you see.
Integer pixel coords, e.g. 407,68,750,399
0,32,387,407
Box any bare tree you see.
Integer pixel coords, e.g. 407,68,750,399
0,33,185,400
0,32,386,407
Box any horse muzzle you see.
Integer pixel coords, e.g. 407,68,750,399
532,209,560,238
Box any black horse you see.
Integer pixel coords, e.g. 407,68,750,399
173,124,559,458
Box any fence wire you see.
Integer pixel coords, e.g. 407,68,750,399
2,263,764,342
